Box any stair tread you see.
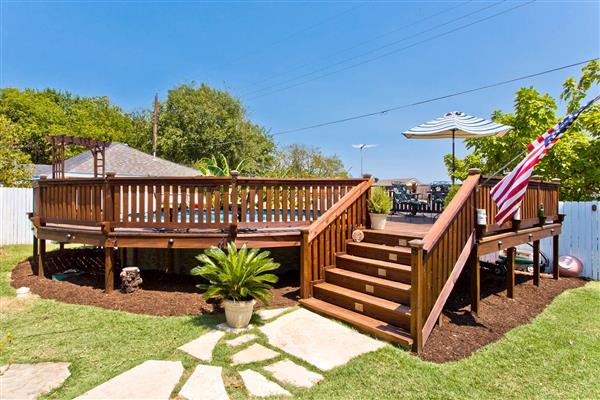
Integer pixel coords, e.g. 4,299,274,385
300,297,413,347
326,268,411,291
337,254,411,271
362,229,425,239
314,282,411,314
347,241,411,253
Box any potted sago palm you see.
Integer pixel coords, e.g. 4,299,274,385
192,243,280,329
368,186,392,230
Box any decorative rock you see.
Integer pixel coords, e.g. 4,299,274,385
216,322,253,334
0,362,70,400
239,370,291,397
231,343,279,365
15,287,30,298
256,307,290,321
178,330,225,361
264,359,323,388
225,334,257,347
260,308,385,371
120,267,142,293
179,365,229,400
75,360,183,400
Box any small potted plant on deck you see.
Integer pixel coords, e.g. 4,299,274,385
192,243,280,329
368,186,392,230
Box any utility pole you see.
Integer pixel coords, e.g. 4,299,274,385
152,94,158,159
352,144,376,176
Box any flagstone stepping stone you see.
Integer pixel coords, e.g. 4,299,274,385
264,359,324,388
260,308,385,371
76,360,183,400
239,370,291,397
256,307,290,321
178,330,225,361
231,343,280,365
225,333,257,347
179,365,228,400
0,362,70,400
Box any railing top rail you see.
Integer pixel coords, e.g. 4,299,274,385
302,179,372,242
36,176,367,186
479,175,561,187
422,172,480,252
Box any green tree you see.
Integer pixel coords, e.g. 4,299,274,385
264,144,349,178
447,61,599,200
0,88,142,164
156,83,275,173
0,115,32,186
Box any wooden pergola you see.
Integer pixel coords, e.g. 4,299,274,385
47,135,111,179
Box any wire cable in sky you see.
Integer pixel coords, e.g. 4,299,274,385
246,0,534,100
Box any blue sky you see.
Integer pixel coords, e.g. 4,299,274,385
1,1,598,181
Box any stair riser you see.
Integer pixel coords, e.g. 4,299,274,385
336,256,411,283
346,243,411,265
313,286,410,329
362,231,419,247
325,270,411,304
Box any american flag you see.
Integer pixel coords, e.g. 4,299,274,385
491,95,599,226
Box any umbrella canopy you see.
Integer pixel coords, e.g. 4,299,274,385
403,111,513,138
402,111,513,184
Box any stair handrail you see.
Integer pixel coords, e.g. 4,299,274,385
302,178,372,242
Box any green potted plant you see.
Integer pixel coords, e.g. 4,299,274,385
368,186,392,230
192,243,280,329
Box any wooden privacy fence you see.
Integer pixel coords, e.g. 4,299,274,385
0,187,33,245
33,175,367,230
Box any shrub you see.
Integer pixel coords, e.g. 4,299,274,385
191,243,279,304
444,185,462,207
368,186,392,214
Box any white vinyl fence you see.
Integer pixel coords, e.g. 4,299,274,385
0,187,33,246
540,201,600,280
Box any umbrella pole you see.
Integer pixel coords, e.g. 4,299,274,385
451,129,455,185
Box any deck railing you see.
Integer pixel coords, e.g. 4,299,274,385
33,175,367,230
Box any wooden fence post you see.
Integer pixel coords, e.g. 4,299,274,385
409,239,424,353
300,230,311,298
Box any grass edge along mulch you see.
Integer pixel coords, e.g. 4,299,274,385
2,244,599,399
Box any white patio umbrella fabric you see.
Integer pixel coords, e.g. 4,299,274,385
402,111,513,183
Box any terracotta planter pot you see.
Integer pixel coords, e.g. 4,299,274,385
369,213,388,230
223,299,255,328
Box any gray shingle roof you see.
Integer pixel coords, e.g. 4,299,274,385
63,142,199,177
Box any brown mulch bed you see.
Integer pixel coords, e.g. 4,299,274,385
420,270,585,363
10,248,299,317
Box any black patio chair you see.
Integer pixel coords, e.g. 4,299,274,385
429,181,451,212
392,182,426,215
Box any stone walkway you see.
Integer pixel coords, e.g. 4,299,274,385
0,362,71,400
62,307,384,399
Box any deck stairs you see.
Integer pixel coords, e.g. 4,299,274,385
300,228,426,348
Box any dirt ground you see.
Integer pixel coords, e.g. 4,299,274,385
420,270,585,363
10,248,299,317
10,248,585,362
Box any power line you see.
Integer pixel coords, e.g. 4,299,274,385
237,1,472,92
196,58,597,151
246,0,534,100
242,0,502,97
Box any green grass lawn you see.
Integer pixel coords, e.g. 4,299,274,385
1,244,599,399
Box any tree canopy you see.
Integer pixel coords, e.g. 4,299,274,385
0,115,32,186
264,144,349,178
446,61,599,201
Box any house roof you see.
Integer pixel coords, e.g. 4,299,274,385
42,142,199,177
373,178,421,187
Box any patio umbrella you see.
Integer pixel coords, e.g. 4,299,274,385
402,111,513,184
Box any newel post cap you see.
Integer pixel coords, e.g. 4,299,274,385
468,168,481,175
551,178,561,184
106,172,116,178
231,170,239,177
408,239,424,248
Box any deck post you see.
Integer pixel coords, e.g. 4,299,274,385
230,170,239,244
470,247,480,315
552,233,560,280
532,240,540,286
104,172,115,225
32,234,38,269
506,247,516,299
104,245,114,292
37,238,46,278
409,239,424,353
300,230,311,298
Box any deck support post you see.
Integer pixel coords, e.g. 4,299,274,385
120,248,127,269
552,233,559,280
532,240,540,286
104,245,114,293
37,238,46,278
32,234,38,269
409,239,425,353
470,247,480,315
506,247,516,299
300,231,311,298
59,242,64,251
166,248,174,274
